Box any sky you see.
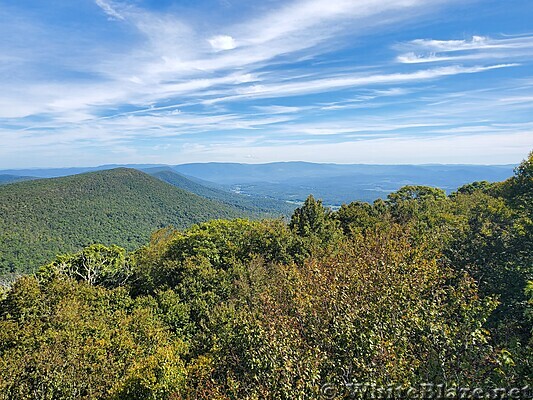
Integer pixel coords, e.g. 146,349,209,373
0,0,532,168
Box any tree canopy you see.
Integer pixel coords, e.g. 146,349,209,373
0,153,531,399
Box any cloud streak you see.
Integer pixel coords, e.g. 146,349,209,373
204,64,518,103
95,0,125,20
0,0,532,167
396,35,533,63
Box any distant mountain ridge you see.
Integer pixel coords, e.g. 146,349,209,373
171,162,516,204
0,174,37,185
145,167,295,216
0,168,245,274
0,164,166,178
0,162,517,205
172,162,515,183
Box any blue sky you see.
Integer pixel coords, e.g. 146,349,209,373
0,0,532,167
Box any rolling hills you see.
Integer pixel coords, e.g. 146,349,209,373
145,167,295,216
0,168,245,275
172,162,516,205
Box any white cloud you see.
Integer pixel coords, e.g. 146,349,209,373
208,35,237,51
1,0,453,122
396,35,533,63
204,64,518,104
161,131,533,165
1,0,532,167
280,122,446,136
397,52,456,64
240,0,444,46
95,0,125,20
252,105,307,114
409,35,491,52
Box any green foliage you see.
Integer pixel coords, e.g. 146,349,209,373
527,281,533,324
386,185,448,226
39,244,131,287
336,200,390,235
195,227,500,399
0,153,532,398
289,195,341,256
446,157,532,351
132,219,300,293
0,276,187,400
453,180,495,196
502,150,533,208
129,218,303,360
290,195,333,237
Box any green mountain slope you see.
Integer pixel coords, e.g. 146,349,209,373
0,168,244,274
146,168,295,216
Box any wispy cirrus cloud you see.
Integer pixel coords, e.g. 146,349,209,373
95,0,125,20
159,130,533,165
396,34,533,63
0,0,532,167
203,64,517,104
2,0,458,120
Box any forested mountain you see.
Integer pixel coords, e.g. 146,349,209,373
0,153,531,399
146,167,295,216
0,168,245,275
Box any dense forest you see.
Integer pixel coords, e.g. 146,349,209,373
0,153,531,399
0,168,246,275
